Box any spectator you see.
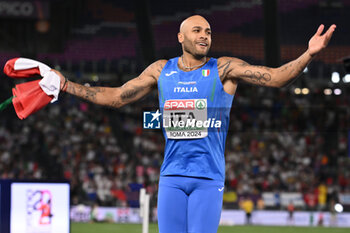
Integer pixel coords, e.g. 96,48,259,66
240,197,254,225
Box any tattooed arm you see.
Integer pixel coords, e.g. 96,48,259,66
53,60,167,108
218,24,336,88
217,52,311,88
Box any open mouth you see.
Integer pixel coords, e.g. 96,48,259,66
197,42,208,48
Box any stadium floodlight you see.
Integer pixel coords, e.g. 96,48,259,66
335,203,344,213
294,88,301,95
334,88,342,95
343,74,350,83
301,88,309,95
324,88,332,95
331,72,340,83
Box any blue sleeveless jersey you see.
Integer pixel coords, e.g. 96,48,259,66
157,57,234,182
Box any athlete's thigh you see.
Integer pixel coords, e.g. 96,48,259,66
187,181,224,233
158,177,188,233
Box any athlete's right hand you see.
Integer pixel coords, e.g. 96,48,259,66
51,69,67,91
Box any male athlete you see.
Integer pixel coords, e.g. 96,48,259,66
54,15,336,233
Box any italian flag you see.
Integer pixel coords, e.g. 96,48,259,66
0,58,57,119
202,69,210,77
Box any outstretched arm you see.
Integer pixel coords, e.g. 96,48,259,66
53,60,167,108
218,24,336,87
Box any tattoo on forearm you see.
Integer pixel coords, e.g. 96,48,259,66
243,70,272,85
85,88,97,100
280,62,293,72
70,83,106,102
294,60,303,74
281,60,304,77
288,68,295,76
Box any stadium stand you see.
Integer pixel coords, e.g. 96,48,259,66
0,0,350,215
0,77,349,211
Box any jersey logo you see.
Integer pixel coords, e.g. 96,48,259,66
174,86,198,93
202,69,210,77
178,81,197,85
218,187,224,192
195,99,206,110
165,71,177,76
164,100,195,110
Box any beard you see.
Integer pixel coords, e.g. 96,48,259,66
182,40,210,59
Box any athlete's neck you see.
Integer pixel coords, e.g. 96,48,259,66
180,53,207,70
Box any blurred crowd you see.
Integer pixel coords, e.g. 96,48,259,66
0,77,349,211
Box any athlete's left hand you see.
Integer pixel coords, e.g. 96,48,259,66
307,24,336,57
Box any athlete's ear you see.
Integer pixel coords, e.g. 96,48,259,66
178,32,184,43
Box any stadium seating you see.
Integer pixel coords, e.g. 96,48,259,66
0,76,349,210
1,0,349,212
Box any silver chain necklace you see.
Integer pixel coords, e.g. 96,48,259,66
181,55,206,70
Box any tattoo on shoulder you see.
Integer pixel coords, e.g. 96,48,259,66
148,60,165,82
156,62,164,75
238,61,249,67
218,59,233,79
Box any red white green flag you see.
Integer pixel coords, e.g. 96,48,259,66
202,69,210,77
0,58,60,119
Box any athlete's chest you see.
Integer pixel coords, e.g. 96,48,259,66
159,68,217,98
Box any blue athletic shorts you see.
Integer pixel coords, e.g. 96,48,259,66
157,175,224,233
